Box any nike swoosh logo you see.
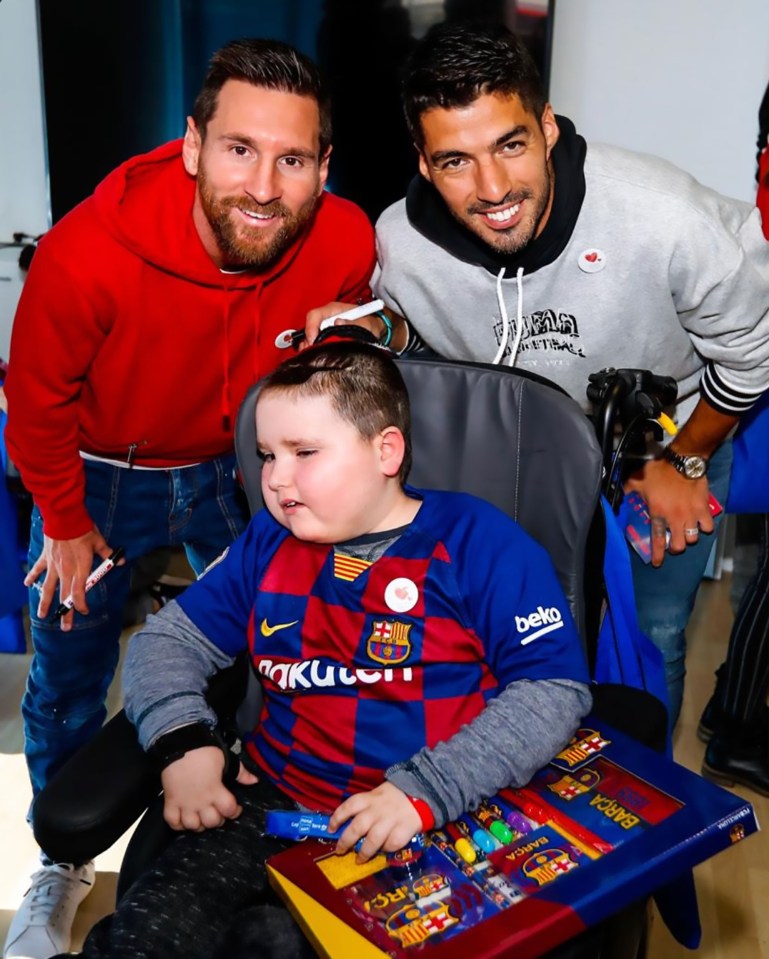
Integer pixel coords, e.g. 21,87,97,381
260,618,299,637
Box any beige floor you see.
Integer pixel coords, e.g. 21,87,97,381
0,577,767,957
0,629,137,951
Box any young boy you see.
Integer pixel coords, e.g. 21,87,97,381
68,341,591,959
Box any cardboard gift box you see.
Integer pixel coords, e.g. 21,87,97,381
267,718,758,959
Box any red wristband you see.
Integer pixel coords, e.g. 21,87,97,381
407,795,435,831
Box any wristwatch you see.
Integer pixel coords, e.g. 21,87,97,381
660,447,708,480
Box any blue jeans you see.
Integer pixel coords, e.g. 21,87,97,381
630,441,733,728
23,455,248,796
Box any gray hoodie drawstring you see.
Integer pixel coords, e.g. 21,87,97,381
492,266,524,367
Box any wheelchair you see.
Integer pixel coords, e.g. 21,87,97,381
34,354,668,957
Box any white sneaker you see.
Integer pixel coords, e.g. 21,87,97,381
3,861,95,959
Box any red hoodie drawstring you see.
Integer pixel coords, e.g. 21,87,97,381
221,289,232,432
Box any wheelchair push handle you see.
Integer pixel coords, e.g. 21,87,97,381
586,367,678,505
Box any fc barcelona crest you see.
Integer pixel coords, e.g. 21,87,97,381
368,620,412,665
551,728,611,771
547,767,602,800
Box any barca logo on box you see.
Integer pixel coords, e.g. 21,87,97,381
368,621,412,665
522,848,579,886
547,767,602,800
412,873,450,900
551,728,611,772
386,902,458,947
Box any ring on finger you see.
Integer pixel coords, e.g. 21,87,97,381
683,527,699,536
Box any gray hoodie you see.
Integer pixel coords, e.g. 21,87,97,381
374,140,769,426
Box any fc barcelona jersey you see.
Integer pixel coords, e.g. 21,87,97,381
178,488,588,812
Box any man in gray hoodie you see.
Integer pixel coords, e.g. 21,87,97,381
308,21,769,731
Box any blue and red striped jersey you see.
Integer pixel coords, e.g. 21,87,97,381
178,488,588,811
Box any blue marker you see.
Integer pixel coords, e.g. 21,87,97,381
465,810,500,853
265,809,425,856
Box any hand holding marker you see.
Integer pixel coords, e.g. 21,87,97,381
53,546,125,618
318,299,385,331
291,300,386,348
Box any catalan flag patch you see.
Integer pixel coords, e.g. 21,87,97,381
333,552,373,582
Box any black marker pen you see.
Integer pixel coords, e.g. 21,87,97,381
53,546,125,618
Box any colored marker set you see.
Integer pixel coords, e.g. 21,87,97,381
442,798,531,865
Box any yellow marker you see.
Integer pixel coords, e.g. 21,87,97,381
656,413,678,436
455,837,477,863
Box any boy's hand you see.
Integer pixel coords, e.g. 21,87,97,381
160,746,258,832
328,782,421,862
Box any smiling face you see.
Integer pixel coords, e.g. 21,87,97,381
418,92,559,255
256,391,415,544
183,79,329,268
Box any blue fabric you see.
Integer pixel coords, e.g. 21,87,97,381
727,391,769,514
0,406,27,648
596,496,669,713
629,441,732,728
23,454,248,796
0,612,26,654
597,491,707,950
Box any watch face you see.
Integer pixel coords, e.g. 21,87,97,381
683,456,707,480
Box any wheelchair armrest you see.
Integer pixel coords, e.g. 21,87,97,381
33,655,251,865
591,682,669,753
33,708,158,865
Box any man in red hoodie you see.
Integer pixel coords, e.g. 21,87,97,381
3,38,375,959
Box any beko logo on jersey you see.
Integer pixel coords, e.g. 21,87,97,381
256,658,414,690
515,606,564,645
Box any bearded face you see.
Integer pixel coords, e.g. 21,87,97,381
197,164,320,268
418,93,559,256
184,80,330,270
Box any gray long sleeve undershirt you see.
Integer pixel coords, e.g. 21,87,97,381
386,678,592,826
123,600,592,824
123,600,236,749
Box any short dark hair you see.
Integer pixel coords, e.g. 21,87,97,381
403,21,547,150
257,341,412,483
192,38,332,155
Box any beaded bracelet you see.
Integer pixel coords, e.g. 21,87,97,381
375,310,393,348
407,795,436,831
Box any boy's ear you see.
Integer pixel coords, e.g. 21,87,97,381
379,426,406,477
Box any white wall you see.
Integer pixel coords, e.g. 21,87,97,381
0,0,49,237
550,0,769,202
0,0,49,361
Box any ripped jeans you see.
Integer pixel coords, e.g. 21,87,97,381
630,441,732,728
23,454,248,797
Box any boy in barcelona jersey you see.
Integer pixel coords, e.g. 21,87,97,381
65,340,591,959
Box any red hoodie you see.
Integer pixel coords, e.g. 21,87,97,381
5,140,375,540
758,145,769,240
